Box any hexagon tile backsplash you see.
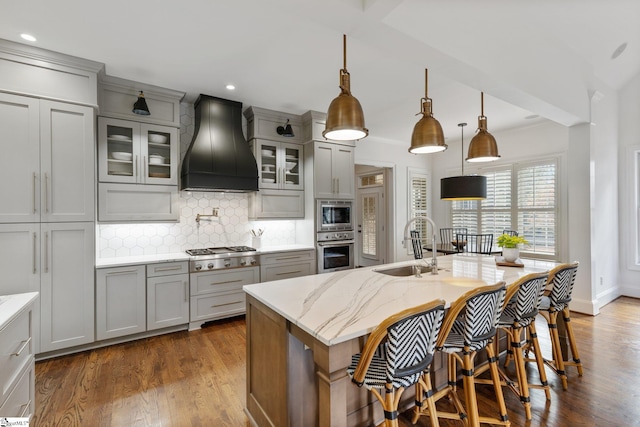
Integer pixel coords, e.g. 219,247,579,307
97,191,297,258
97,101,297,259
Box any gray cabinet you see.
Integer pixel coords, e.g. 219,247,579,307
312,141,355,200
39,222,95,353
260,249,316,282
0,93,95,223
98,183,179,222
146,261,189,331
96,265,146,340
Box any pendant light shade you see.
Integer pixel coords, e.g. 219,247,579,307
441,122,487,200
132,91,150,116
409,69,447,154
467,92,499,162
323,34,368,141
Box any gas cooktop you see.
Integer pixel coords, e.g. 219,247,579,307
185,246,256,256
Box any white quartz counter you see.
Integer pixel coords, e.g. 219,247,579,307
0,292,39,330
243,254,557,347
95,244,315,268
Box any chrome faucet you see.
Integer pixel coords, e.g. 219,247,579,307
403,216,439,275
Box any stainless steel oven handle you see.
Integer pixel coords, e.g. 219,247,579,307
317,240,355,247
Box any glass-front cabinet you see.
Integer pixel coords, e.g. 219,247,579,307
255,140,303,190
98,117,178,185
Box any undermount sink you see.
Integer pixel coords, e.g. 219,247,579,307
374,265,438,277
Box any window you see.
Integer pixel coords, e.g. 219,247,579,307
408,169,430,251
451,158,558,259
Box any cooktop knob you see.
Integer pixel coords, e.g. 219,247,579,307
250,258,257,265
224,261,231,267
207,263,214,269
195,264,202,271
240,259,247,266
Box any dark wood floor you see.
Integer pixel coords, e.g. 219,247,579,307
33,297,640,427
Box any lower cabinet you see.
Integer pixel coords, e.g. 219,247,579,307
190,266,259,329
96,261,189,340
96,265,146,340
260,249,316,282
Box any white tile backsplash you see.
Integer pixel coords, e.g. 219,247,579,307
96,101,299,259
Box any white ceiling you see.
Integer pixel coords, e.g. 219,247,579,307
2,0,638,145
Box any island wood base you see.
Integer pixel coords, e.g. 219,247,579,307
245,295,436,426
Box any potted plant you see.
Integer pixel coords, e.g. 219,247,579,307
496,234,528,262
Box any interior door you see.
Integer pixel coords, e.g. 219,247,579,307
357,186,385,267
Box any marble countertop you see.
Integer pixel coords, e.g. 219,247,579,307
96,244,315,268
243,254,557,347
0,292,39,330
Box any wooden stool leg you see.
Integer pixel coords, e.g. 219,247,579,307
562,307,584,376
548,311,569,390
528,322,552,400
486,343,510,424
462,351,481,427
510,327,532,420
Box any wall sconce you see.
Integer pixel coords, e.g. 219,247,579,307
323,34,368,141
276,119,295,137
132,91,150,116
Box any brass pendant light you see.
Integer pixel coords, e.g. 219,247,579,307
441,122,487,200
409,69,447,154
323,34,368,141
467,92,500,162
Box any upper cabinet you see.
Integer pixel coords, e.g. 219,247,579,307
98,117,178,186
302,110,356,200
254,140,303,190
0,92,95,223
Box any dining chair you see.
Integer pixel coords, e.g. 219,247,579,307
457,233,494,254
526,262,583,390
348,299,446,427
413,282,509,427
502,230,519,236
410,230,423,260
475,272,551,420
439,227,468,244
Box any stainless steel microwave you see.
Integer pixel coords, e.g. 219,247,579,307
316,200,353,232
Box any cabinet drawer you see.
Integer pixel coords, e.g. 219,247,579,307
0,308,33,407
261,250,314,265
261,261,314,282
147,261,188,277
191,267,259,296
191,292,245,322
0,360,33,418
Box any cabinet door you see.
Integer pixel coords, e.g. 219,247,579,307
313,141,335,199
96,265,146,340
332,144,355,199
40,101,95,222
97,117,140,183
0,93,40,223
40,222,95,352
256,141,279,189
0,224,40,296
140,123,178,185
282,142,303,190
147,274,189,330
249,189,304,219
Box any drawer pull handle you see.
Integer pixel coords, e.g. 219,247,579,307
277,270,302,276
13,337,31,356
210,279,242,285
19,400,32,417
153,266,182,272
106,269,138,275
275,256,300,261
211,301,239,308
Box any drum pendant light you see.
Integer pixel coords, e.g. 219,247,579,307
467,92,500,162
323,34,368,141
409,69,447,153
441,123,487,200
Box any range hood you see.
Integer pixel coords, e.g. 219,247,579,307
180,95,258,192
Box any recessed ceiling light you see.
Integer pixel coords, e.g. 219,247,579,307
20,33,37,42
225,84,236,90
612,42,627,60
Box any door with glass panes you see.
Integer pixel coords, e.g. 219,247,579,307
356,175,386,267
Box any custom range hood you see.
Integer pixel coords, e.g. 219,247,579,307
180,95,258,192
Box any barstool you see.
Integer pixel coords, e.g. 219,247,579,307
412,282,509,427
528,262,583,390
477,272,551,420
347,299,446,427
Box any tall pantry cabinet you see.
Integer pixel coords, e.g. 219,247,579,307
0,40,101,355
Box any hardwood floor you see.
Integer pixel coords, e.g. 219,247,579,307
33,297,640,426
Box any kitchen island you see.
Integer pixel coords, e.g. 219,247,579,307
243,254,557,427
